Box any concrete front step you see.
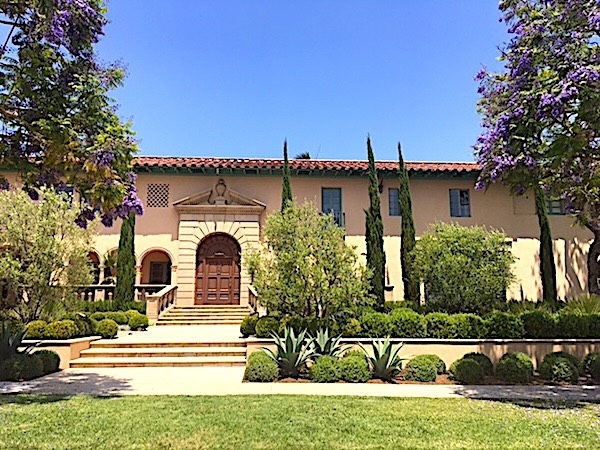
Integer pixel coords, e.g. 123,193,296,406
90,341,246,349
159,316,247,321
169,306,250,311
80,347,246,358
70,356,246,368
161,311,249,315
156,320,243,326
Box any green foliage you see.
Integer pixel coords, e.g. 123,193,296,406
0,354,44,381
404,356,438,382
449,358,485,384
534,187,558,303
365,137,386,307
0,323,35,361
359,338,405,381
414,223,515,315
90,312,107,321
240,315,258,337
35,350,61,374
495,352,533,383
281,140,293,210
263,327,315,378
563,295,600,315
255,317,280,338
462,352,494,376
246,202,372,319
0,318,24,335
342,319,362,338
451,314,485,339
127,312,148,330
425,313,455,339
520,310,557,338
25,321,48,339
389,308,426,338
61,313,96,337
339,354,371,383
397,143,419,302
412,354,446,375
343,349,367,361
76,301,146,314
244,351,279,382
44,320,78,340
556,313,590,338
309,356,341,383
590,358,600,382
96,319,118,339
485,311,524,339
311,329,345,358
539,354,579,383
105,312,128,325
361,312,393,338
115,213,136,309
581,352,600,376
0,189,94,322
541,352,580,374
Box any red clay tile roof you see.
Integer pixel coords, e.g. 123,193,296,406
133,156,479,175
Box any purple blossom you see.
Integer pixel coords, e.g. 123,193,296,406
114,185,144,218
90,148,115,168
0,178,9,191
475,180,487,190
589,12,600,29
75,214,88,229
475,66,487,81
100,214,114,227
27,189,40,201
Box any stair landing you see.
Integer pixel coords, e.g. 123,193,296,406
156,305,251,326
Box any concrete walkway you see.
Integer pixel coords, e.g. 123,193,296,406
2,367,600,401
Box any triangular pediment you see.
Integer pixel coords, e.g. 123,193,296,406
173,179,266,214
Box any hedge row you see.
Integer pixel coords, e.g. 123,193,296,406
244,309,600,339
0,350,61,381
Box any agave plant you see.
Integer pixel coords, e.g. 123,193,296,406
311,328,346,358
0,323,37,361
263,326,315,378
359,337,405,381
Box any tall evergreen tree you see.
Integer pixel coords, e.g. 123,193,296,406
397,143,419,302
281,140,293,211
115,213,136,309
534,186,557,303
365,137,386,307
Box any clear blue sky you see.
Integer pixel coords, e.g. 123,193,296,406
97,1,507,162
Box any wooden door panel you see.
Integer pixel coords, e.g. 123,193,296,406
195,235,241,305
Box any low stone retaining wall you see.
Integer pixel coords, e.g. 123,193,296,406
246,338,600,369
22,336,101,369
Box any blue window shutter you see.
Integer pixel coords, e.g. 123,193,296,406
459,190,471,217
449,189,460,217
389,188,400,216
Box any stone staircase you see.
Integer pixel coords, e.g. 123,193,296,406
156,305,250,326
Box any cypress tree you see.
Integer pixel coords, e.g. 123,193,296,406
281,140,293,211
365,136,386,307
115,213,136,309
397,143,420,302
534,186,557,303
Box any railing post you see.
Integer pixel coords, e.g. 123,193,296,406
146,296,159,325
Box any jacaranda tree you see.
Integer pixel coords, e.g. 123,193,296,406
0,0,143,227
475,0,600,294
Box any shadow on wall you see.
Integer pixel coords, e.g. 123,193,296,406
566,238,589,299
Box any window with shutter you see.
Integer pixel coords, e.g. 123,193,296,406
388,188,400,216
449,189,471,217
321,188,343,226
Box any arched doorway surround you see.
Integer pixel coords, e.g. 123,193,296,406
195,233,241,305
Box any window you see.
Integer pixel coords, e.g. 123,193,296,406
449,189,471,217
149,262,171,284
546,198,566,215
147,183,169,208
388,188,400,216
322,188,344,227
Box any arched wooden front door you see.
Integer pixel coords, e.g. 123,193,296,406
195,233,241,305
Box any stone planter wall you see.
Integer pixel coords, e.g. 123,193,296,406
23,336,101,369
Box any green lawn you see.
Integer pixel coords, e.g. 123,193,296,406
0,395,599,449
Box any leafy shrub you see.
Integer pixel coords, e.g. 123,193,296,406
425,313,455,339
451,314,485,339
485,311,524,339
520,310,557,338
404,356,438,382
359,338,405,381
581,352,600,376
339,354,371,383
77,300,146,314
556,313,590,338
462,352,494,376
35,350,61,374
342,318,362,337
1,318,24,335
61,313,96,337
244,351,279,382
541,352,580,374
449,358,484,384
90,312,107,321
389,308,426,338
495,352,533,383
309,356,341,383
343,349,366,361
127,312,148,330
384,301,409,312
361,312,393,337
0,354,44,381
539,356,579,383
255,316,280,338
25,320,47,339
105,312,128,325
240,315,259,337
590,358,600,381
44,320,78,340
588,314,600,338
263,327,314,378
413,354,446,374
563,294,600,315
96,319,118,339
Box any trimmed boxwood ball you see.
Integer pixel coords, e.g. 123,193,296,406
128,312,149,330
61,313,96,337
542,351,580,373
44,320,78,340
255,316,280,338
0,354,44,381
90,312,107,321
389,308,426,338
339,355,371,383
244,351,279,382
425,313,456,339
462,352,494,376
451,314,485,339
360,312,393,337
495,352,533,383
240,315,258,337
343,349,367,361
589,358,600,381
96,319,119,339
342,318,362,338
404,356,438,382
309,356,341,383
105,312,128,325
581,352,600,376
485,311,525,339
520,310,557,338
557,313,590,338
35,350,61,374
539,356,579,383
449,358,484,384
25,320,47,339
